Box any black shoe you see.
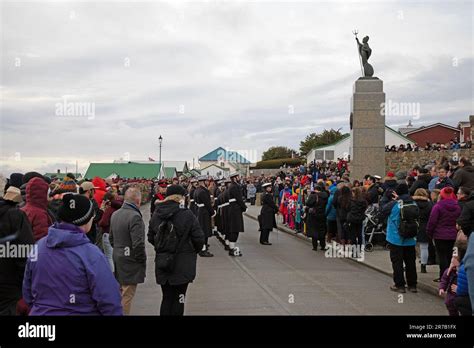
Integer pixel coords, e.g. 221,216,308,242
421,264,427,273
312,248,318,251
433,278,441,283
321,247,328,251
390,285,406,293
229,248,242,257
199,251,214,257
407,286,418,293
260,242,272,245
224,244,230,251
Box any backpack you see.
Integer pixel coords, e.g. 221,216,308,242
154,215,188,273
398,200,419,239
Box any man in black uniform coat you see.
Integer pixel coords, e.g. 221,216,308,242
222,179,231,250
188,178,198,216
194,176,215,257
214,180,226,243
227,173,247,256
258,182,279,245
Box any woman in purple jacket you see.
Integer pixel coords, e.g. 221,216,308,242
426,187,461,282
23,194,123,315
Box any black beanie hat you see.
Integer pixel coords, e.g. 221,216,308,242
166,184,186,197
9,173,24,189
23,171,44,184
396,183,409,196
58,194,95,226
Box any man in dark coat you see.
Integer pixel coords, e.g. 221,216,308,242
258,182,278,245
194,176,215,257
227,173,247,256
222,179,231,250
409,168,432,196
110,187,146,315
214,180,226,243
365,176,381,205
0,187,34,315
188,178,198,216
148,185,205,315
305,185,328,251
453,157,474,191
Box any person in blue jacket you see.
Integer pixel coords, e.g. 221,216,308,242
325,185,338,242
381,183,418,293
23,194,123,315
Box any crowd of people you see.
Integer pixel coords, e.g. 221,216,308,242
0,154,473,316
385,139,472,152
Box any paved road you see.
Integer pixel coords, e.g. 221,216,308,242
132,204,446,315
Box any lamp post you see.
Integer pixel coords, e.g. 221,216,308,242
158,135,163,166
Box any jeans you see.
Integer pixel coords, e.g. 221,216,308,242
160,283,189,316
419,242,429,265
389,243,417,288
434,239,455,279
103,233,114,272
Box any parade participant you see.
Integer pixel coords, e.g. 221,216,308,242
214,180,226,243
194,176,215,257
151,180,167,215
222,179,232,250
0,187,34,315
110,187,146,315
148,185,205,316
23,194,123,315
188,178,198,216
227,173,247,256
258,182,279,245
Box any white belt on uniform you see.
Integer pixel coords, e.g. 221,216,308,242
221,202,230,207
229,198,237,203
190,199,195,203
196,203,205,207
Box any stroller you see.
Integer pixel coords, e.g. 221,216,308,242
363,204,388,252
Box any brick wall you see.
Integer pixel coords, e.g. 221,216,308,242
385,148,474,173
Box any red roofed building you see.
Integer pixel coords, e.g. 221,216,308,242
404,123,460,146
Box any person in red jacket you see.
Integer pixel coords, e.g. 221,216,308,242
20,177,52,241
92,176,107,207
99,193,123,272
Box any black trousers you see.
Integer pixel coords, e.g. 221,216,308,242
311,227,327,249
0,301,17,316
349,222,363,246
260,229,271,243
389,243,417,288
160,283,189,316
228,232,240,243
454,296,472,316
434,239,455,279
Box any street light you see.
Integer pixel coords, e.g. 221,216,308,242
158,135,163,166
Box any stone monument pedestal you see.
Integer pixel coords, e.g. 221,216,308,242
350,77,386,180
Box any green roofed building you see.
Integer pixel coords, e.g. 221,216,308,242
84,162,161,180
161,167,177,179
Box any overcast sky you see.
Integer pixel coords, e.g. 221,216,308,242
1,0,473,176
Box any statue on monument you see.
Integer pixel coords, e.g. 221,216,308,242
353,30,374,77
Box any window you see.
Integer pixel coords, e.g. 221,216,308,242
325,150,334,160
315,150,324,160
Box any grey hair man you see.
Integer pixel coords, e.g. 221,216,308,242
110,187,146,315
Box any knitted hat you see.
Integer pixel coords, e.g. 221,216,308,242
166,185,186,197
58,194,95,226
440,186,456,200
59,178,78,193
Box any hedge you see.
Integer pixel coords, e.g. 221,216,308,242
252,158,305,169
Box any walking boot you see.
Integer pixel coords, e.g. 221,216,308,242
421,264,427,273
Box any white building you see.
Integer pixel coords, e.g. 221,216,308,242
200,164,230,179
306,126,414,164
